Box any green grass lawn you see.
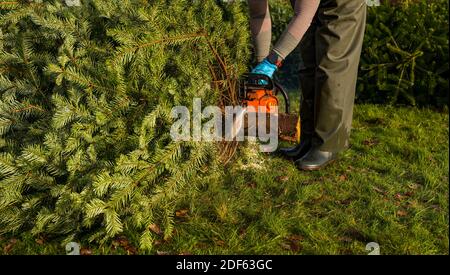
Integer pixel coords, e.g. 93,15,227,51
1,104,448,255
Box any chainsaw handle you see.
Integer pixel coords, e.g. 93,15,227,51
241,73,274,90
274,81,290,114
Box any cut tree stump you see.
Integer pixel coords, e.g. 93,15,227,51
240,112,299,142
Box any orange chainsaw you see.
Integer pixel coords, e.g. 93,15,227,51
238,73,290,114
238,73,300,142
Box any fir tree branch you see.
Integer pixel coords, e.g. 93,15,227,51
115,32,209,61
61,67,114,93
11,104,45,113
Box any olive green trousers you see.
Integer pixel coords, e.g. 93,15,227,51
291,0,367,153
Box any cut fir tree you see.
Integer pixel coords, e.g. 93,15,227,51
0,0,250,251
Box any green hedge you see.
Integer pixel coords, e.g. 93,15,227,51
268,0,449,108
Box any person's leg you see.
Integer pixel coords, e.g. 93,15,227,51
278,2,319,159
297,0,367,170
299,18,319,141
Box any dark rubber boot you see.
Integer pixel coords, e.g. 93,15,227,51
277,138,312,160
295,147,338,171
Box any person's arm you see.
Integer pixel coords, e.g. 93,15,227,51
248,0,271,63
272,0,320,63
248,0,320,64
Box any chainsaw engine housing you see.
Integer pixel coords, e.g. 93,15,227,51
239,73,290,114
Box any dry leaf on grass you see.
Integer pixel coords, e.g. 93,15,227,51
339,199,352,205
280,242,291,250
373,186,387,195
175,209,189,218
149,224,162,235
195,242,208,249
277,176,289,182
280,241,301,253
247,182,257,189
395,193,406,201
117,236,129,247
363,139,379,147
35,238,45,245
339,236,353,243
214,239,225,246
287,235,304,242
397,210,408,217
239,228,247,238
431,205,442,211
126,246,137,255
408,183,421,190
281,235,304,253
80,248,93,256
289,242,301,253
3,238,18,254
154,240,163,246
3,244,14,254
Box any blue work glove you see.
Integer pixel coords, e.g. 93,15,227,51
251,59,278,85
